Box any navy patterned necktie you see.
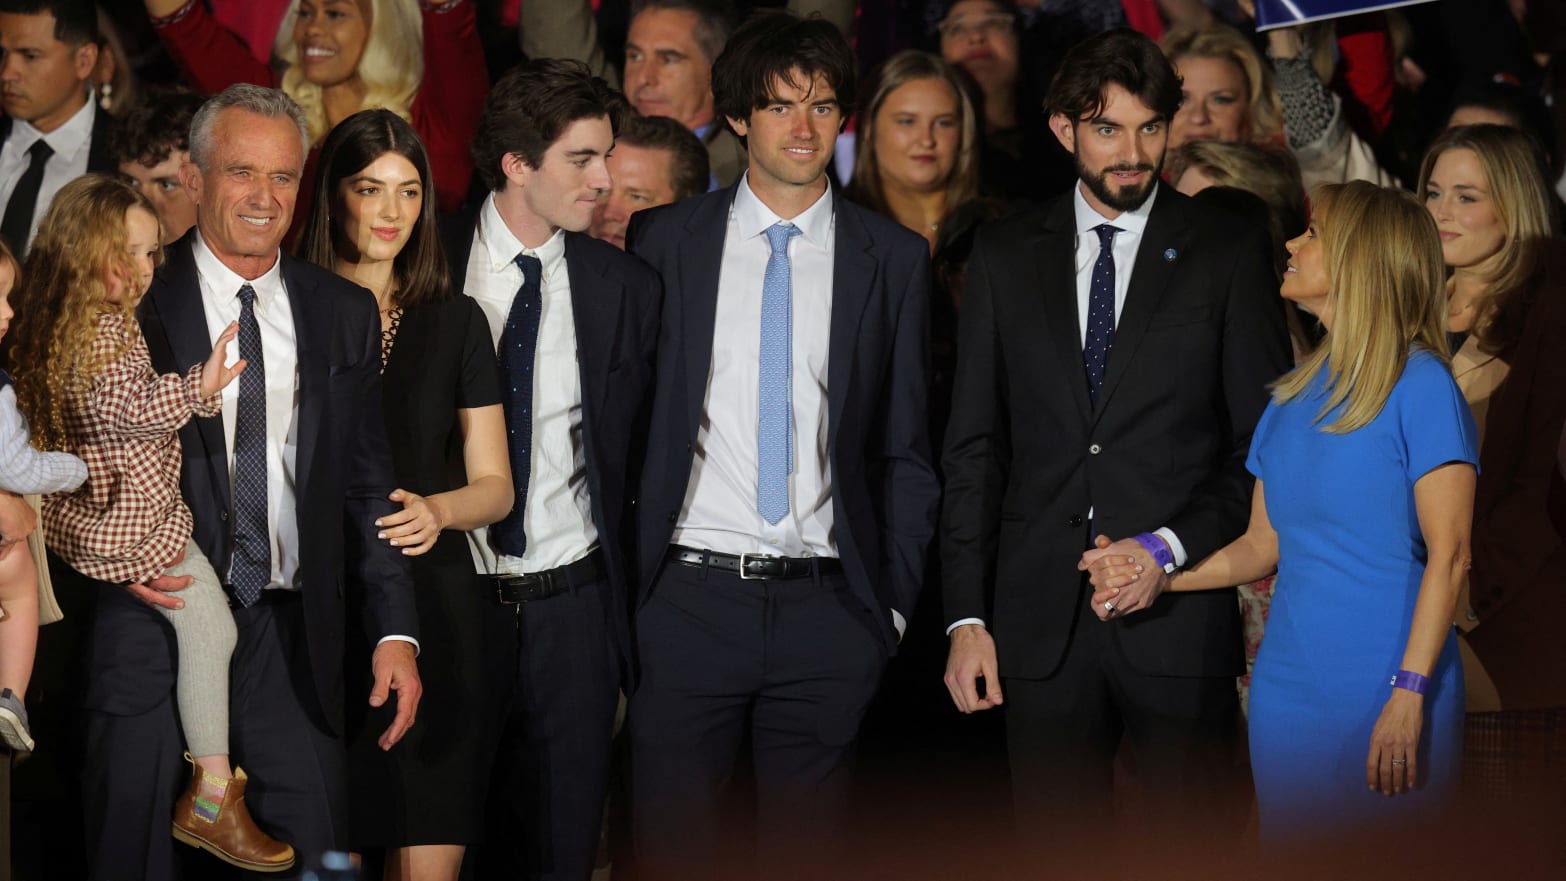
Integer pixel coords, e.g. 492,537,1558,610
1083,223,1121,404
492,253,544,558
231,283,270,606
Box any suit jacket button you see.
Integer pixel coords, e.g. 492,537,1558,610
1068,515,1083,527
220,510,229,522
667,513,676,523
1089,443,1102,455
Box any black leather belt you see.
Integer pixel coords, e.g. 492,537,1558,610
489,551,604,604
670,545,841,580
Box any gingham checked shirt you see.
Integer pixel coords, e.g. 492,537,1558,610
42,311,223,584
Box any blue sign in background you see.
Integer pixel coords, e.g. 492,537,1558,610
1254,0,1438,31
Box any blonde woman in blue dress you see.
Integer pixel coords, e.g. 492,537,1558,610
1084,180,1476,845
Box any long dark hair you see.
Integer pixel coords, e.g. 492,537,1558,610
296,109,449,307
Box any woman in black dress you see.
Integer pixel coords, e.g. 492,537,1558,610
297,109,513,881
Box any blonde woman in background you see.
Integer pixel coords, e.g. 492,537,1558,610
141,0,487,214
1418,124,1566,815
1161,24,1283,151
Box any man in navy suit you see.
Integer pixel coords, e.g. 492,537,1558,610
441,59,660,881
626,12,939,878
72,84,422,879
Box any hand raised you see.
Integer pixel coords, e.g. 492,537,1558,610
375,489,446,556
200,321,247,399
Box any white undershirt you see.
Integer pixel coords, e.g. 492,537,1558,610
463,194,598,576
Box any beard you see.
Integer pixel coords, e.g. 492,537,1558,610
1076,153,1163,213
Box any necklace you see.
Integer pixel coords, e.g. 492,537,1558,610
379,305,403,373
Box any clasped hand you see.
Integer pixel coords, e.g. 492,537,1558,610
1077,534,1170,620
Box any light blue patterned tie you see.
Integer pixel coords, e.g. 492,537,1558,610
757,222,801,525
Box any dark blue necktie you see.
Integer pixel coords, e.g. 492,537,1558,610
493,253,543,558
231,283,270,606
1083,223,1121,404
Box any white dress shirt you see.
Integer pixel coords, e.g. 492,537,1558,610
193,234,414,649
0,92,95,251
946,183,1184,635
672,174,837,558
464,194,598,576
193,232,302,592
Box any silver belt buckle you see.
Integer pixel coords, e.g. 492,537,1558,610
737,552,776,580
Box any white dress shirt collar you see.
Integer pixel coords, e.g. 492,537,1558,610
1072,181,1158,240
191,229,286,307
9,90,95,161
479,193,567,278
732,173,835,246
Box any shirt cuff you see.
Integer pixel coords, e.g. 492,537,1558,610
1153,528,1188,568
891,608,907,642
946,617,986,636
377,634,421,657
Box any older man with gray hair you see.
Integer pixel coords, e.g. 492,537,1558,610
70,82,421,879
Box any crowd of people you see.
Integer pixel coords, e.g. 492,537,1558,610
0,0,1561,879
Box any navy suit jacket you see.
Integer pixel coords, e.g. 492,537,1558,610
942,187,1292,680
442,207,662,671
627,184,939,653
131,233,418,734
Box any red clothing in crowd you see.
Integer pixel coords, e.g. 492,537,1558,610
152,0,488,216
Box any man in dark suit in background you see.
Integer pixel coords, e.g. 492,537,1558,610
941,28,1291,852
627,12,938,878
442,59,659,881
72,83,422,879
0,0,115,253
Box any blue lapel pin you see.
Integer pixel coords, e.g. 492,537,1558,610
1164,248,1177,262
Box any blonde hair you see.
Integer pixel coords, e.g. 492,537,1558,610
848,51,981,220
8,176,158,450
272,0,423,144
1161,24,1284,146
1417,124,1558,355
1271,181,1449,434
1167,140,1306,259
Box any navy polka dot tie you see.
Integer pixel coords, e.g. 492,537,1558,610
1083,223,1121,404
493,253,543,558
231,283,270,606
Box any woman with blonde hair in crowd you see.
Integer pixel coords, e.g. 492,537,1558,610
140,0,487,215
1161,24,1283,151
1419,124,1566,815
1087,180,1476,849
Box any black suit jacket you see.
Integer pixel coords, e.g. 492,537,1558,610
0,103,118,174
134,233,418,733
942,187,1291,679
442,205,662,667
627,185,940,653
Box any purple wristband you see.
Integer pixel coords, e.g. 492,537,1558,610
1132,532,1175,573
1390,670,1429,695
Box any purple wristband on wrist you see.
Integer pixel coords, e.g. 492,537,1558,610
1390,670,1429,695
1132,532,1175,573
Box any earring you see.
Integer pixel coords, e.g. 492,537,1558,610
99,81,113,111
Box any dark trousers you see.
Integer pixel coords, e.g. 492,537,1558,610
1003,578,1241,854
78,572,347,881
627,559,887,880
476,571,619,881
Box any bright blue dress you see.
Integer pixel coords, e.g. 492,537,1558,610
1245,349,1478,842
